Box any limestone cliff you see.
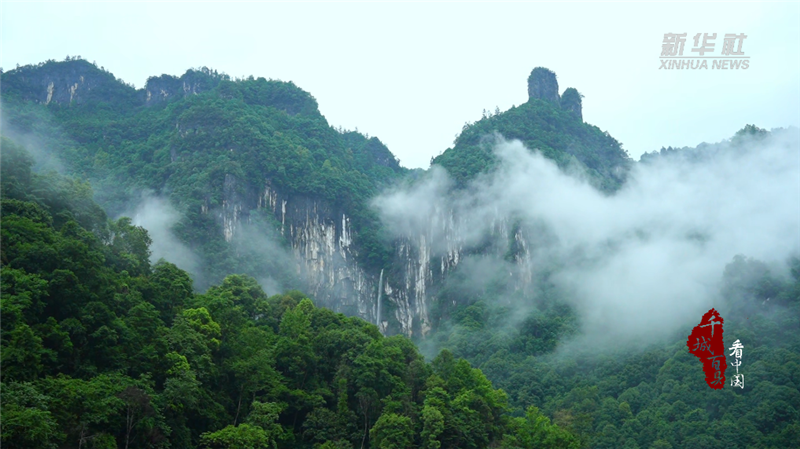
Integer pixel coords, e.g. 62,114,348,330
527,67,561,105
211,180,533,338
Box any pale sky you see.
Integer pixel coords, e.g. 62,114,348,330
2,1,799,168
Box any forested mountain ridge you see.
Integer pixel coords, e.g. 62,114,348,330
432,67,631,192
0,60,632,336
638,124,776,164
1,58,320,114
0,139,581,448
1,58,406,320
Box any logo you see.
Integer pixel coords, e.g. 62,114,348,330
660,33,749,70
687,309,747,390
687,308,726,389
729,339,745,389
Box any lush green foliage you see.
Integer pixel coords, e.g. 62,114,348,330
639,124,779,164
432,98,631,192
1,140,577,448
424,124,799,448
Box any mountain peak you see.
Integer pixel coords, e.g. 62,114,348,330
527,67,560,104
526,67,583,121
1,58,141,109
433,67,627,190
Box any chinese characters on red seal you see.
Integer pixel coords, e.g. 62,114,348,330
687,308,726,390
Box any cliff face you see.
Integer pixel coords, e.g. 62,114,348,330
527,67,560,105
258,184,376,319
1,59,227,107
144,69,225,105
205,177,385,327
212,180,532,337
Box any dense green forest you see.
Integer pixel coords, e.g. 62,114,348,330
1,139,581,448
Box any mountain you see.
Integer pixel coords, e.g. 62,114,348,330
1,58,406,324
1,60,634,338
433,67,631,192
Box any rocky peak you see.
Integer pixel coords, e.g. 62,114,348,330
526,67,583,121
144,67,227,105
527,67,560,105
560,87,583,121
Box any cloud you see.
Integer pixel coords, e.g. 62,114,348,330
126,195,201,278
374,129,800,349
228,212,298,297
0,103,66,174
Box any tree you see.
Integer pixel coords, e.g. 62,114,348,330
0,382,61,448
117,386,156,449
370,413,414,449
421,405,444,449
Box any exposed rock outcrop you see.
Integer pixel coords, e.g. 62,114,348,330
1,59,130,106
527,67,560,105
560,87,583,122
217,182,534,337
527,67,583,121
144,69,226,105
1,59,228,107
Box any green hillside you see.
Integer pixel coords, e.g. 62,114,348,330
1,59,406,288
433,68,631,192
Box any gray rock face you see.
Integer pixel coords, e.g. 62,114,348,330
257,184,376,319
144,70,223,105
215,182,534,338
144,75,183,105
527,67,560,104
2,59,222,107
560,87,583,121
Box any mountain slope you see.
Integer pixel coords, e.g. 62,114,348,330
1,60,640,337
2,59,405,298
433,67,631,192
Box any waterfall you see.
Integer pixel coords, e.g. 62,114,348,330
376,269,384,330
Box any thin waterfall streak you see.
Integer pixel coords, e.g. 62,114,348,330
376,269,384,330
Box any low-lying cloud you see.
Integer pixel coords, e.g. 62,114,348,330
126,195,201,278
375,130,799,348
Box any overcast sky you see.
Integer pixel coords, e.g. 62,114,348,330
2,2,798,168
